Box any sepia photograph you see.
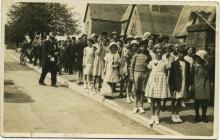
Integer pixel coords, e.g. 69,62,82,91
2,0,218,139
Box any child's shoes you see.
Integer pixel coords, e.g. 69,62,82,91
171,115,179,123
175,115,183,123
149,116,155,125
131,107,138,114
139,107,145,114
154,116,160,125
130,97,135,102
126,97,131,103
84,84,88,89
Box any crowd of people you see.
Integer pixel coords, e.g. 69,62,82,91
20,31,215,125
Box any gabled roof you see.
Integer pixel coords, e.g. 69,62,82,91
173,6,216,37
121,5,133,22
137,5,182,35
83,4,128,22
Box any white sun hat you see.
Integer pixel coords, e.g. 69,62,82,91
108,42,118,51
195,50,208,62
130,40,138,45
143,32,152,40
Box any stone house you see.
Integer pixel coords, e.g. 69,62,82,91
173,5,216,50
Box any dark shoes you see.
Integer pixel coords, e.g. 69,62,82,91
202,116,209,123
195,115,209,123
119,93,124,98
51,84,58,88
161,105,167,112
195,116,201,122
77,82,83,85
39,82,47,86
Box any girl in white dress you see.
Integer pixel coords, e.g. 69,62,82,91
83,39,95,89
104,42,120,92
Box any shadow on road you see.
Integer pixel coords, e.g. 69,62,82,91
4,83,34,103
4,80,15,86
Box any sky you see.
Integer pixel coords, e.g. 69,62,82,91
4,0,88,33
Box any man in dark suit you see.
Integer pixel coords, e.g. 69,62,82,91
39,32,59,87
66,37,75,74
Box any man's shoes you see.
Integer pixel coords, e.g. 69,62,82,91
39,82,46,86
51,84,58,87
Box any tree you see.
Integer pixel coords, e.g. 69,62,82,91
6,2,81,43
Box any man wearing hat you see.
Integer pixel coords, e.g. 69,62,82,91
39,32,59,87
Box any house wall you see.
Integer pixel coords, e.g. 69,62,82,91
126,7,142,36
91,20,122,37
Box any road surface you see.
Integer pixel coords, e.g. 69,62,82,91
3,49,159,136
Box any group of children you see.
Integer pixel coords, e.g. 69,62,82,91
81,31,213,125
22,31,212,126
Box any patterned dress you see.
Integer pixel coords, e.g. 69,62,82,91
145,59,170,98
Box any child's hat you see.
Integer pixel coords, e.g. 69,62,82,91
127,35,134,39
195,50,208,62
112,31,117,35
143,32,152,40
130,40,138,45
90,33,97,39
108,42,118,51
